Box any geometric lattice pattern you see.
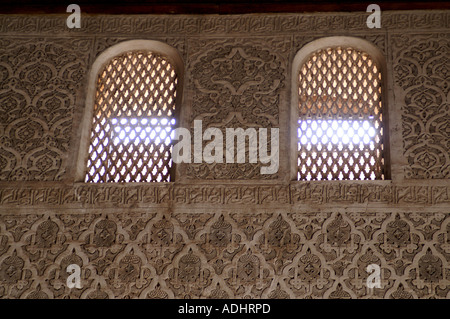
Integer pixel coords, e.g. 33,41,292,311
298,47,384,180
0,211,448,299
85,51,178,182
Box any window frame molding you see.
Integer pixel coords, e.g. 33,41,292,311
290,36,391,181
74,39,184,183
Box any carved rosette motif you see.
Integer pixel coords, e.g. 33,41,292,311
183,37,289,180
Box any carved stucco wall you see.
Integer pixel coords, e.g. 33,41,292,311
0,11,449,298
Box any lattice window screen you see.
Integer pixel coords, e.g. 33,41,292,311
85,51,178,182
297,46,384,180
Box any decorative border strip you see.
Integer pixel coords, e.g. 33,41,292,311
0,11,448,35
0,183,448,207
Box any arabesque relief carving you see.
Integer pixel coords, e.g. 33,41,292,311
392,33,450,179
0,211,448,298
0,12,449,299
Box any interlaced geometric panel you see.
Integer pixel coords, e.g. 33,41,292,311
85,51,178,182
297,46,384,180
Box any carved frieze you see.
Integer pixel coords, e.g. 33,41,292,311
0,211,448,298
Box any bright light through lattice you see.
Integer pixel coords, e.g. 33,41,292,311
111,117,175,146
297,46,384,181
298,119,376,146
85,50,177,183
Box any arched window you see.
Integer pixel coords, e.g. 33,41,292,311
76,40,183,183
292,37,388,181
